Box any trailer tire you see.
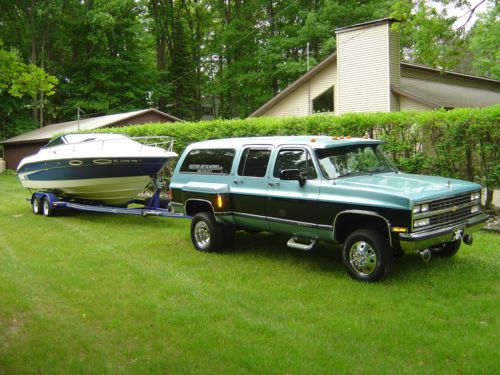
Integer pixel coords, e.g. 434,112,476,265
191,212,223,252
42,198,55,217
32,197,42,215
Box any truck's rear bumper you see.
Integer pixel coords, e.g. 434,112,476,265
398,213,489,252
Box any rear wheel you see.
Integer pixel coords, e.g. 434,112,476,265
342,229,393,282
42,198,55,217
431,240,461,257
32,197,42,215
191,212,224,252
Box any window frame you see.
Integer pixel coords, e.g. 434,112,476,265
179,148,236,175
272,147,318,180
237,147,273,178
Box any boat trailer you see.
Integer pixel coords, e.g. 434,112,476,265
28,187,188,220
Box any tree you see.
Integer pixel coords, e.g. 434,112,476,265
468,6,499,79
0,40,57,139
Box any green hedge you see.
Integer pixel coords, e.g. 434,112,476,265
105,105,500,209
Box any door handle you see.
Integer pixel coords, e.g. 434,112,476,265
233,180,244,184
268,182,280,187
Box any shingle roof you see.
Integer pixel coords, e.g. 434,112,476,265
2,108,181,145
396,77,500,109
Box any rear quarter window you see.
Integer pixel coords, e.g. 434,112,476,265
180,148,235,175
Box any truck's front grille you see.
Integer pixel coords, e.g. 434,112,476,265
430,192,471,211
413,191,481,232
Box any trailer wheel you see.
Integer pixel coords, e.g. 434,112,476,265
42,198,55,217
342,229,393,282
191,212,223,252
32,197,42,215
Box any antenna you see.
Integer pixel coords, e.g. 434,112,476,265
77,107,85,131
146,91,154,108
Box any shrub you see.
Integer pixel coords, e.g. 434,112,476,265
101,105,500,209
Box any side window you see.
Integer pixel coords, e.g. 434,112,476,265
237,148,272,177
273,149,317,179
180,148,235,175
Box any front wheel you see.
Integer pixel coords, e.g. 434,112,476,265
190,212,224,252
342,229,394,282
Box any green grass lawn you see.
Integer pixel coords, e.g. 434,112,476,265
1,173,499,374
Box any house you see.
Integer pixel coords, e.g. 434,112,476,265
250,18,500,117
1,108,181,170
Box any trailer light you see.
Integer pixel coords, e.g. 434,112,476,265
414,218,430,228
216,194,223,209
471,204,481,214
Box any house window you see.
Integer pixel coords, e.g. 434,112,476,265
312,86,334,113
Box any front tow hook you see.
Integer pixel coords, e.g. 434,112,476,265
419,248,432,262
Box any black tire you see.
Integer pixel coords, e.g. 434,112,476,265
41,198,55,217
431,240,461,257
342,229,394,282
190,212,224,252
32,197,42,215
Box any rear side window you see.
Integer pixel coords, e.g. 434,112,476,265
180,148,235,175
237,148,272,177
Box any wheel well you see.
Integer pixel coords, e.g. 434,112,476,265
334,213,390,244
185,199,214,217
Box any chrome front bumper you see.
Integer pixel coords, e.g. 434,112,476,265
399,213,489,252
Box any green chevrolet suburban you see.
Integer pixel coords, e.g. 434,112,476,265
169,136,488,281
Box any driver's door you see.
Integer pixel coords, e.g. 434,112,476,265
266,147,320,238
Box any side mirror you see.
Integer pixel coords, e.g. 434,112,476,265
279,169,306,187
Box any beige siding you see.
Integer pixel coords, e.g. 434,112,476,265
337,22,391,114
389,28,400,111
262,62,337,117
400,95,432,111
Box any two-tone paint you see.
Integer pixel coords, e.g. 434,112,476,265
170,136,488,252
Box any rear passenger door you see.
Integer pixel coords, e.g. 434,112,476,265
230,146,272,231
266,147,320,238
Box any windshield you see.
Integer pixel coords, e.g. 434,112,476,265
315,144,396,179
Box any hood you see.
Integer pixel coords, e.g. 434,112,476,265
335,172,481,202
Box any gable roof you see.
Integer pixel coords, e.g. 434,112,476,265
249,53,500,117
2,108,181,145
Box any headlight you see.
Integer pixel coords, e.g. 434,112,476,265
414,218,430,228
413,203,430,214
471,191,481,201
471,204,481,213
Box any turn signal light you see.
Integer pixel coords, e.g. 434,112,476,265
216,194,223,209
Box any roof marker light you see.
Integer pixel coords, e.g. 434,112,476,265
340,135,345,139
347,135,351,139
310,137,316,142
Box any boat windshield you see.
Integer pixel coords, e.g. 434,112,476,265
315,144,397,179
42,136,66,149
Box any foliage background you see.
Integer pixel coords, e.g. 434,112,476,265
0,0,498,139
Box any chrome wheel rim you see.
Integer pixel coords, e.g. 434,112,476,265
194,220,210,249
43,200,50,216
33,199,40,214
349,241,377,276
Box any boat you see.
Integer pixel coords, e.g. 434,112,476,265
17,133,177,205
